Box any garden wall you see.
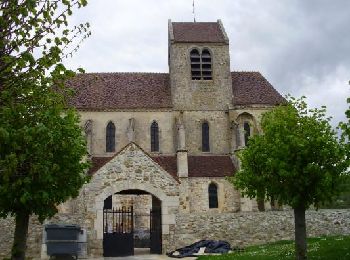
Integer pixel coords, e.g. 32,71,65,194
172,209,350,250
0,209,349,259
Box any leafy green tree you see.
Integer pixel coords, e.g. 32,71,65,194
231,97,349,260
339,94,350,161
0,1,90,259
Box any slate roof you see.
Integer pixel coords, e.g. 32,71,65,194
232,72,286,106
172,22,226,43
67,72,172,110
67,72,285,109
89,155,236,178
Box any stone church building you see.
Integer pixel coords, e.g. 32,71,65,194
2,19,349,260
53,20,286,257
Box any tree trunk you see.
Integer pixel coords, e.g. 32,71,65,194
257,197,265,211
11,212,30,260
294,206,307,260
257,190,265,212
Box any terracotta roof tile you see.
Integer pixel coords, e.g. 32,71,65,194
88,155,236,178
232,72,286,106
67,73,172,110
172,22,226,43
87,157,112,175
188,156,236,177
150,155,237,177
151,156,178,179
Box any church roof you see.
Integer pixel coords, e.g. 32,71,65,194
67,72,172,110
67,72,285,110
89,155,236,178
151,155,237,177
171,22,227,43
187,156,236,177
232,72,286,106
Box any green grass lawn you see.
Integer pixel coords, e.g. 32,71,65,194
197,235,350,260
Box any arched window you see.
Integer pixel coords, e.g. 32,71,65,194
106,121,116,152
151,121,159,152
190,49,201,80
201,49,212,80
208,183,218,208
244,121,251,146
202,122,210,152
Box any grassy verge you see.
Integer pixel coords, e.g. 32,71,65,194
197,235,350,260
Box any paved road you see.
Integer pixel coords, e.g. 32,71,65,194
88,256,197,260
86,249,198,260
89,255,197,260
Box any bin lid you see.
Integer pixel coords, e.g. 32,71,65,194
45,224,81,230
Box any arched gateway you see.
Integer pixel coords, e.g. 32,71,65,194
83,143,180,256
102,189,162,256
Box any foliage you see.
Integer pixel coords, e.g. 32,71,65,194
0,0,91,219
0,83,90,220
320,175,350,209
318,93,350,209
231,96,348,209
339,96,350,152
229,96,349,259
197,235,350,260
0,0,90,86
0,0,91,258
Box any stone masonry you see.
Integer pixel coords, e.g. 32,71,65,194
1,209,350,259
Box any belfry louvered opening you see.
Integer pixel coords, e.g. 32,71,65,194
190,49,201,80
190,49,212,80
201,49,212,80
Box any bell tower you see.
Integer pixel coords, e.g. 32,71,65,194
168,19,233,110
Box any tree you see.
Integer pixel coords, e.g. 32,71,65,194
0,1,90,259
339,94,350,162
231,96,349,260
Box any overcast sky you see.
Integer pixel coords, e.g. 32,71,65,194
64,0,350,126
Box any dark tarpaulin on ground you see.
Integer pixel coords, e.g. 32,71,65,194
167,240,231,258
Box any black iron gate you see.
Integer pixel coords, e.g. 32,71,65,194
103,206,134,257
150,208,162,254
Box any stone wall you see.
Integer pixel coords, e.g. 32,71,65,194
0,214,88,260
1,209,349,259
172,209,350,250
79,111,175,156
188,177,241,213
169,42,233,111
79,107,273,157
182,111,231,155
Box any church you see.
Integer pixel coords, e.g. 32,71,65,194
58,19,286,257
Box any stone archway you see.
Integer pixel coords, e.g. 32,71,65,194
83,143,180,255
94,181,177,244
100,187,165,256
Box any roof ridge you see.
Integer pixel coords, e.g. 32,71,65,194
79,72,169,75
231,71,261,73
172,20,219,23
